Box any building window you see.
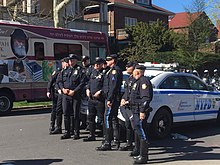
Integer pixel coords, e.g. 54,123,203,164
87,17,99,22
125,17,137,26
136,0,150,5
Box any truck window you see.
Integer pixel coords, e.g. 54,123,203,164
34,42,45,60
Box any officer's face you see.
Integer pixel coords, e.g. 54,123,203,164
126,66,134,75
69,59,77,66
94,63,102,70
106,59,114,67
133,69,142,79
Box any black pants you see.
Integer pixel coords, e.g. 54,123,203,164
120,106,133,143
104,99,120,143
62,95,81,135
87,99,104,136
55,94,63,128
50,93,58,125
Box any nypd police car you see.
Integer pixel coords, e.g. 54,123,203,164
118,71,220,139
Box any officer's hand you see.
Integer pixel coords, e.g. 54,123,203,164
68,90,74,96
46,92,50,98
58,89,62,95
86,89,90,97
140,112,145,120
62,88,69,94
94,90,101,98
120,99,126,106
107,101,112,108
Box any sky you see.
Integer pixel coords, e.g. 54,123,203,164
153,0,208,13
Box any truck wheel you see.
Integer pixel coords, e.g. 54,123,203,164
0,93,13,115
151,108,172,139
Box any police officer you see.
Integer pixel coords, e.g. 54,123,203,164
128,65,153,164
47,66,61,134
51,57,70,135
80,56,93,129
203,70,211,84
60,54,85,140
96,54,122,151
119,61,137,151
83,57,105,142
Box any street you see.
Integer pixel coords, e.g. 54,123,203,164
0,109,220,165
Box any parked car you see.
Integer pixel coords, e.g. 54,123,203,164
118,72,220,139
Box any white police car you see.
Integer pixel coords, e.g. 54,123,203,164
118,72,220,139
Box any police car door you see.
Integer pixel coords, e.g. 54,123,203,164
159,75,194,122
185,76,218,121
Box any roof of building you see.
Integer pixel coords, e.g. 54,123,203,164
169,12,203,29
108,0,174,15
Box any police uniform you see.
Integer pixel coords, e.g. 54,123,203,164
83,58,105,142
47,67,61,134
119,62,137,151
96,54,123,151
80,56,93,129
129,65,153,164
51,57,69,135
60,54,85,140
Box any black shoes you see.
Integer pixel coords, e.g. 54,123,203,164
60,133,71,140
129,150,140,157
83,135,96,142
111,140,120,150
96,143,111,151
50,128,62,135
73,134,80,140
49,125,55,134
133,156,148,164
119,144,133,151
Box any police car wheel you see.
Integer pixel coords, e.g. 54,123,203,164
0,93,13,115
151,108,172,139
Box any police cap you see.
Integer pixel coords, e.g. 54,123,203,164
135,65,146,71
82,55,90,62
106,54,118,61
69,54,78,60
61,57,69,63
94,57,105,64
126,61,137,68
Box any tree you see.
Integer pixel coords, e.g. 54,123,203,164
53,0,72,28
207,0,220,21
175,0,220,70
119,20,177,63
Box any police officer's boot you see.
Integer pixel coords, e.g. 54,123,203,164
83,123,96,142
73,117,80,140
133,140,149,164
96,128,112,151
70,116,75,136
61,119,71,140
129,134,140,157
49,113,56,134
50,116,62,134
119,129,133,151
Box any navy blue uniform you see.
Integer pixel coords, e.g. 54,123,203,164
119,75,135,150
47,68,60,133
103,65,122,147
129,75,153,163
85,68,105,140
60,64,85,139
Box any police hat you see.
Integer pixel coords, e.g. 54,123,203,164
94,57,105,64
106,54,118,61
135,65,146,71
61,57,69,63
69,54,78,60
82,55,90,62
126,61,137,68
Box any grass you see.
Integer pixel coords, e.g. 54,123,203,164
13,101,52,109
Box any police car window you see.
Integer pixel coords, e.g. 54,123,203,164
185,76,208,90
159,76,190,89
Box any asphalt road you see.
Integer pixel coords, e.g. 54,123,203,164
0,109,220,165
